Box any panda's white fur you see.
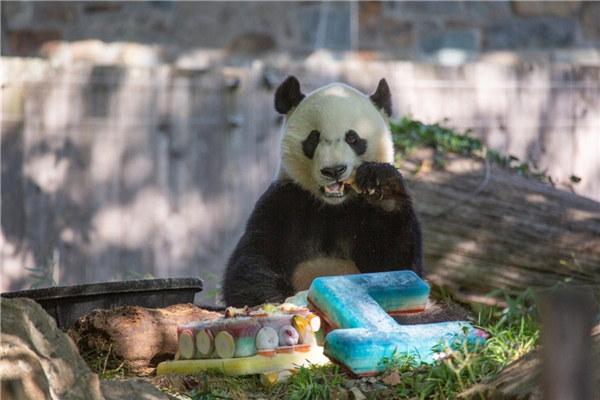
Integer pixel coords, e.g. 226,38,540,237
279,83,395,204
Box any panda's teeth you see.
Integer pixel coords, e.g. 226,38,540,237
324,182,344,195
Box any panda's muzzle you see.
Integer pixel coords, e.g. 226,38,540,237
320,165,350,198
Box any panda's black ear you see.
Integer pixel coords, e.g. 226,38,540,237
370,78,392,117
274,76,305,114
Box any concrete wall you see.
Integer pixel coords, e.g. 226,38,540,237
2,57,599,300
2,1,600,61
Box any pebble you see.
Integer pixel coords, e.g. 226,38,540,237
350,387,367,400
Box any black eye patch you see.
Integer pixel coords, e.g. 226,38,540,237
345,130,367,155
302,130,320,159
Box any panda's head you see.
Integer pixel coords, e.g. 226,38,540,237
275,76,394,205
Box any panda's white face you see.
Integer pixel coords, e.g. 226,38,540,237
280,83,394,204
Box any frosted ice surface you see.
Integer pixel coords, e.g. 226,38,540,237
307,271,483,374
309,271,429,331
285,290,309,306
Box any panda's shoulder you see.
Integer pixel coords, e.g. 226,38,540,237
257,180,312,207
251,180,313,218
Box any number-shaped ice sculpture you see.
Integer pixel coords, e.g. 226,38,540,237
307,271,483,376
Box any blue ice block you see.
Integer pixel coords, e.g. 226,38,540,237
307,271,484,375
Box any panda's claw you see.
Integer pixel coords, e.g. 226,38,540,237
355,162,405,201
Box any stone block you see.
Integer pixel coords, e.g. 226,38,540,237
419,28,479,54
581,2,600,40
226,32,277,54
359,1,382,27
358,2,382,50
463,1,512,20
33,1,78,25
7,29,62,56
382,19,415,48
148,1,175,11
83,1,123,13
484,17,576,49
512,1,581,17
1,1,34,29
298,3,351,50
383,1,464,18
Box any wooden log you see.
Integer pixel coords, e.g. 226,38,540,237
400,150,600,298
68,304,221,374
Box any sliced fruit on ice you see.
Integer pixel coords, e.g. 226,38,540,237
307,314,321,332
178,330,195,360
256,326,279,350
215,331,236,359
195,329,213,356
278,325,299,346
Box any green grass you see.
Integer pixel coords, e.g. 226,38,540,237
285,364,346,400
161,364,346,400
379,289,540,399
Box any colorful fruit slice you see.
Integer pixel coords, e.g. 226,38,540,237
256,326,278,350
195,329,213,356
292,315,309,335
178,330,195,359
214,331,236,359
308,314,321,332
278,325,299,346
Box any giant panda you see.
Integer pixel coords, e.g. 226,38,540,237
222,76,422,307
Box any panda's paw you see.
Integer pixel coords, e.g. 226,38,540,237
355,162,405,200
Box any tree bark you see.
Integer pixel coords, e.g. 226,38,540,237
400,150,600,299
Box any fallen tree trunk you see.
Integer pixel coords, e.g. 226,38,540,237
400,150,600,299
69,304,221,374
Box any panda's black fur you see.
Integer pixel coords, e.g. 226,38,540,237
222,78,423,307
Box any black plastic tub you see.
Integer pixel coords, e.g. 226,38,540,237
1,278,203,329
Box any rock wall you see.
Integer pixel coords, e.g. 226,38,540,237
2,1,600,60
